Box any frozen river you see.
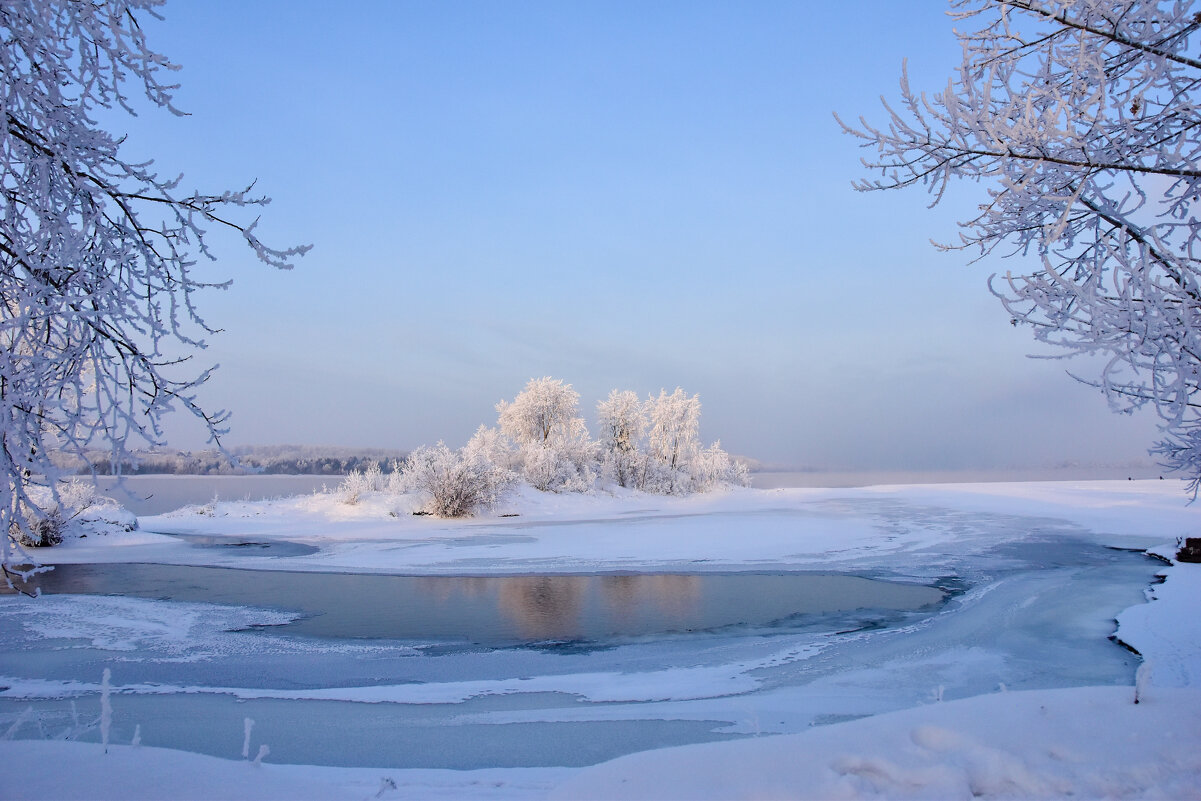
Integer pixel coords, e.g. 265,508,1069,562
0,533,1157,770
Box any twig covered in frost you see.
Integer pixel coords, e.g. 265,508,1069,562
100,668,112,753
1134,660,1154,704
839,0,1201,493
242,717,254,759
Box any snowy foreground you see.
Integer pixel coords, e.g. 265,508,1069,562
1,479,1199,799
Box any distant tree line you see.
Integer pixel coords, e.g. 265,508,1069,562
52,445,410,476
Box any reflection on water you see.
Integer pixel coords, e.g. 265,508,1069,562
4,565,945,645
498,576,587,639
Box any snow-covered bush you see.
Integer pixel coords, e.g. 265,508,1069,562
338,461,386,505
519,439,595,493
690,441,750,492
9,478,134,547
464,425,517,471
402,443,515,517
15,508,65,548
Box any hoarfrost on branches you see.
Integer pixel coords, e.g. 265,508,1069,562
639,388,748,495
1,0,308,569
496,377,597,492
837,0,1201,492
497,377,583,447
596,389,645,488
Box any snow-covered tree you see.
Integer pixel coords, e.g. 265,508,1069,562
497,377,584,447
596,389,646,488
1,0,307,571
496,378,595,492
645,388,702,488
838,0,1201,492
599,387,747,496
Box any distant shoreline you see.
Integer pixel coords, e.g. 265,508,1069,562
750,465,1167,489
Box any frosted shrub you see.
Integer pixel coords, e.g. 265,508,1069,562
385,459,408,494
58,479,98,514
11,478,103,547
690,442,750,492
520,441,595,493
465,425,516,471
337,471,370,505
338,461,385,505
14,508,65,548
403,443,515,518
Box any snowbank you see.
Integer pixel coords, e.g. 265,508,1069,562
550,686,1201,800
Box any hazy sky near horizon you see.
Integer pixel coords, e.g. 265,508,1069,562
127,0,1161,471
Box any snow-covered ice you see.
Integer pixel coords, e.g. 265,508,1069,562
0,479,1197,799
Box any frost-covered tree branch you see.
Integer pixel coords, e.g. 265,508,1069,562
837,0,1201,493
1,0,309,569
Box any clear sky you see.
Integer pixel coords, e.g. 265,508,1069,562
121,0,1161,471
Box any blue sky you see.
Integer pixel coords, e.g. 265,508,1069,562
124,0,1161,470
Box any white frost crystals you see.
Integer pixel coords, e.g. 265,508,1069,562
12,479,135,548
838,0,1201,492
340,377,749,517
1,0,308,571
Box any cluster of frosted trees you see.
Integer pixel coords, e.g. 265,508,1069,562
343,378,748,517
